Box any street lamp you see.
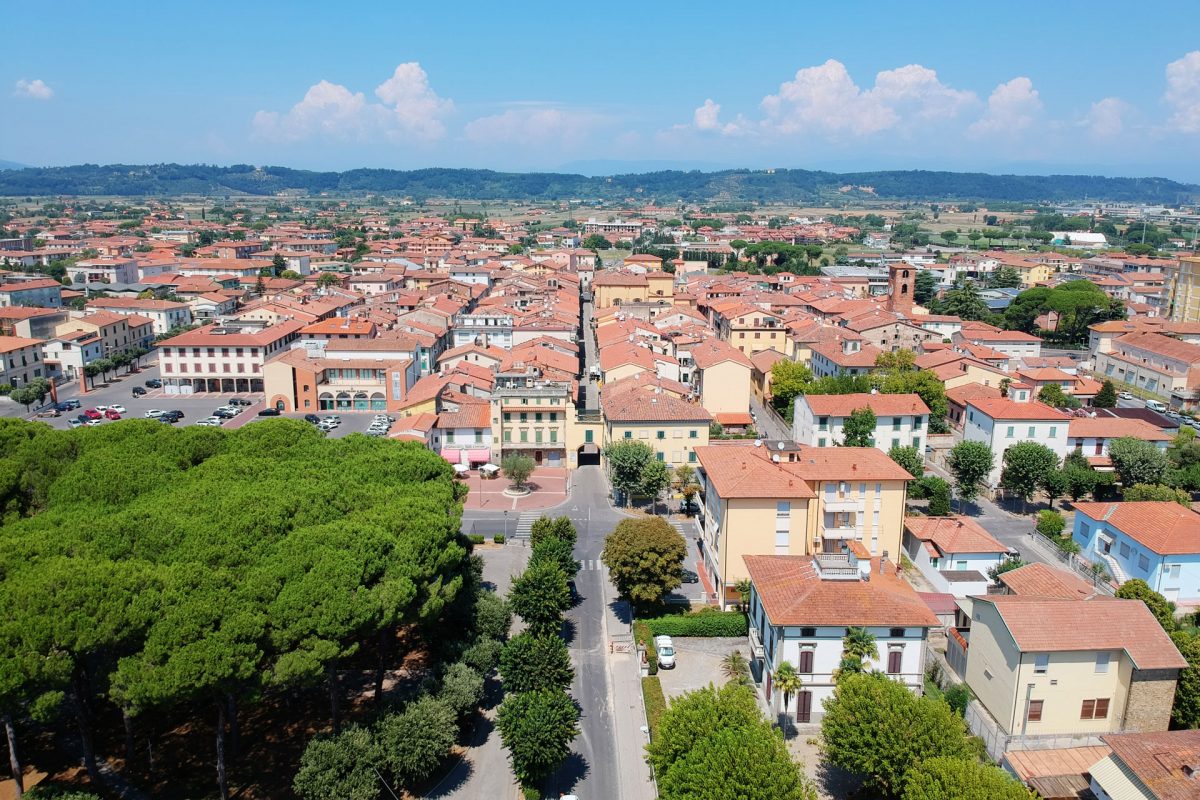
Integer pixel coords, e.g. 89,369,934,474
503,510,509,540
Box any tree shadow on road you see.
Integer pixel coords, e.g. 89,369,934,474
560,617,578,645
609,599,632,626
547,751,591,798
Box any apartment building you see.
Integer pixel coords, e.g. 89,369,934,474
792,393,929,452
695,442,911,605
1066,418,1171,470
964,596,1185,748
158,321,303,394
591,269,673,309
1093,331,1200,408
0,278,64,308
687,338,752,416
86,297,193,335
262,347,417,413
601,384,711,469
808,338,882,378
57,310,154,356
0,337,46,386
746,551,938,723
1072,502,1200,604
1166,255,1200,323
490,371,578,468
902,515,1011,598
65,257,139,285
962,397,1071,486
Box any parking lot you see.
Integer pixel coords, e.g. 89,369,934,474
13,364,392,439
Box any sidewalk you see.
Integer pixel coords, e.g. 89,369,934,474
600,586,658,800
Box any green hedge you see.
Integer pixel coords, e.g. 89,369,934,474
642,676,667,741
634,620,657,674
467,534,485,545
643,609,748,637
493,534,506,544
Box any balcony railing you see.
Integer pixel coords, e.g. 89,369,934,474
813,552,862,580
821,526,858,540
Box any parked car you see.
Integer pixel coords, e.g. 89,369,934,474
681,568,699,584
159,411,184,423
144,378,162,388
257,407,280,417
212,408,238,419
196,417,223,427
1119,391,1133,400
131,386,147,397
75,414,90,424
84,419,102,427
109,404,126,414
321,415,341,425
229,398,253,407
304,413,321,424
94,405,110,412
654,635,676,669
67,419,83,428
144,409,166,418
83,409,102,420
104,409,122,420
36,408,60,418
57,400,81,411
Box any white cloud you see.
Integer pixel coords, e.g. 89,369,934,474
252,63,452,143
693,99,722,131
1165,50,1200,133
968,77,1042,138
13,78,53,100
756,60,974,137
1082,97,1129,137
463,106,600,146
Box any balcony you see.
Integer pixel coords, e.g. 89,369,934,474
812,552,863,580
821,526,859,540
504,439,563,449
823,497,864,513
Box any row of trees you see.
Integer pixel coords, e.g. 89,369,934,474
0,419,472,800
770,350,950,433
497,516,581,797
602,440,677,509
293,566,510,799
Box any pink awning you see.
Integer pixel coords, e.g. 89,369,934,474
440,449,462,463
467,449,491,462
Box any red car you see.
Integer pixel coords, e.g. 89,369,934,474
83,408,102,420
104,408,121,420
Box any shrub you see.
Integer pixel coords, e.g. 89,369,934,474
942,684,972,717
376,695,457,787
1035,510,1065,538
644,609,749,638
462,638,503,674
472,591,512,642
493,533,506,544
439,662,485,719
468,533,485,545
642,675,667,740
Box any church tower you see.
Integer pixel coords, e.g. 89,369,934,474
887,263,915,315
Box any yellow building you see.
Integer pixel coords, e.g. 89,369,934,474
591,269,673,309
491,375,577,468
600,385,711,468
964,596,1185,744
696,443,911,606
1168,255,1200,323
688,338,753,416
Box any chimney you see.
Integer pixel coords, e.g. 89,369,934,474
880,551,888,574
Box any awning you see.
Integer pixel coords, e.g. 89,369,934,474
480,463,500,474
452,464,469,474
440,449,460,463
467,449,491,462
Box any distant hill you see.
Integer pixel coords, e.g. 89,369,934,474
0,159,29,171
0,163,1195,204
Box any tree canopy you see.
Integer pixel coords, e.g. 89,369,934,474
602,517,687,606
0,418,469,800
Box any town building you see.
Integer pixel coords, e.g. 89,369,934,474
0,278,64,308
902,516,1012,597
86,297,193,336
1089,730,1200,800
1072,502,1200,604
792,393,929,452
745,552,939,723
0,337,47,387
962,397,1070,487
158,321,303,394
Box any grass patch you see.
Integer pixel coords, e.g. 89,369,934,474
642,676,667,741
643,608,748,637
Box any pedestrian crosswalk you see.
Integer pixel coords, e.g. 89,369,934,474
578,559,606,572
511,512,537,541
670,518,698,538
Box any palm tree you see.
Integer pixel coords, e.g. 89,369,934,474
773,661,803,736
720,650,750,685
843,626,878,664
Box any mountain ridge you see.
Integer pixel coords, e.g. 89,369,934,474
0,163,1195,204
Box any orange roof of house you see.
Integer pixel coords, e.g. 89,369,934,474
437,403,491,430
802,392,929,417
999,562,1099,600
974,595,1186,670
601,387,711,424
904,516,1009,555
1073,501,1200,555
1067,417,1171,441
966,397,1069,421
745,555,940,628
0,336,44,353
1102,731,1200,800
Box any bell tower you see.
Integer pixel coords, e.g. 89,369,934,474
887,263,915,314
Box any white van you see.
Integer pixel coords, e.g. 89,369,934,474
1146,400,1167,413
654,635,676,669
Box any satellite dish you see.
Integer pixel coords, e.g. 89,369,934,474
859,561,872,581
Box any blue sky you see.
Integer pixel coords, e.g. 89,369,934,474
4,1,1200,180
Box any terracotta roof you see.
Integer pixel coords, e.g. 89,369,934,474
1102,731,1200,800
1067,417,1171,441
1073,501,1200,555
966,397,1069,421
1115,331,1200,363
689,337,753,369
999,562,1098,600
0,336,44,353
437,402,491,430
904,516,1009,555
160,320,304,347
695,445,816,499
746,555,940,627
749,348,788,372
802,392,929,417
602,387,711,424
974,596,1187,670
